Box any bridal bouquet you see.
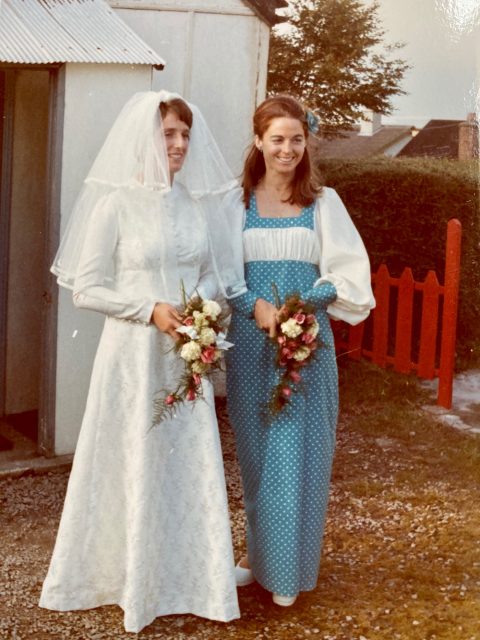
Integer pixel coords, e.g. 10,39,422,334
152,287,232,426
269,284,321,417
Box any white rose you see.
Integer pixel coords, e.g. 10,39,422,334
180,340,202,362
191,360,208,374
306,320,319,338
199,327,216,346
193,311,208,329
293,346,311,362
202,300,222,321
281,317,303,338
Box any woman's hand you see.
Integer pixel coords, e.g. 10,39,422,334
254,298,279,338
151,303,183,340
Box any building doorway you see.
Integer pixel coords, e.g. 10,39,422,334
0,66,61,461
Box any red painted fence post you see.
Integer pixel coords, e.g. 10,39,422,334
417,271,441,379
438,219,462,409
372,264,390,367
394,268,415,373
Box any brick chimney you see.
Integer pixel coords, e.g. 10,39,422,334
458,113,479,159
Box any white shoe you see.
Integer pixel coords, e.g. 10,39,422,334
235,562,255,587
272,593,297,607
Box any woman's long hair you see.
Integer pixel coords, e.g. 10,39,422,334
242,95,322,208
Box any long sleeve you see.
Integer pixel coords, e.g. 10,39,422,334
72,196,156,324
314,188,375,325
220,188,261,318
302,282,338,311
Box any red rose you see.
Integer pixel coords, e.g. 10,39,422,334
183,316,194,326
200,346,217,364
289,370,302,383
193,373,201,386
186,388,196,401
293,312,306,324
302,333,315,344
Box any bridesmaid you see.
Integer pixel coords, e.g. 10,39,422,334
224,95,375,606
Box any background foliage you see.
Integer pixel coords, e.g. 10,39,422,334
268,0,409,133
316,156,480,369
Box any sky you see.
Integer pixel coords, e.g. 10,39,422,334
275,0,480,127
374,0,479,126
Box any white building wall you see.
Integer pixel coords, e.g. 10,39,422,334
55,63,152,454
111,0,271,174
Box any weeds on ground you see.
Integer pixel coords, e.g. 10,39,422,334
324,359,480,640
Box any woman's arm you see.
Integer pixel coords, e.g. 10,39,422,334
310,188,375,325
72,196,156,325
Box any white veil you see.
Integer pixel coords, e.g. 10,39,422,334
51,90,240,303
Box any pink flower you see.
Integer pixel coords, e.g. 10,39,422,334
193,373,201,386
293,312,306,324
281,386,292,398
165,394,176,406
277,336,286,345
200,346,217,364
282,347,294,359
183,316,194,326
186,388,196,401
289,370,302,383
302,333,315,344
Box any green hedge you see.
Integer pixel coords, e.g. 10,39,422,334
317,157,480,370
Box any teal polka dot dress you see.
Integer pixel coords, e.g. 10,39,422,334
226,193,339,598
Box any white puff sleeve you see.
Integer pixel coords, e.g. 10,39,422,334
314,187,375,325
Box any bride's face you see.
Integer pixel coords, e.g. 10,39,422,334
162,110,191,178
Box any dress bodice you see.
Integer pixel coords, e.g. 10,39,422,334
73,182,213,324
243,193,319,266
112,184,209,298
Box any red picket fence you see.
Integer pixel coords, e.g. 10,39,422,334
334,218,462,409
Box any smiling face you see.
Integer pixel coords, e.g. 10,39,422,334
162,109,191,180
256,117,306,179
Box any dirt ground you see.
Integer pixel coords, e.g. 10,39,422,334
1,384,479,640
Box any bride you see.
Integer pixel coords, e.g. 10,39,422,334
39,91,240,632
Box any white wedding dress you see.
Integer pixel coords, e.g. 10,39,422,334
40,183,240,633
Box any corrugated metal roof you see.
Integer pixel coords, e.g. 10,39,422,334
0,0,166,66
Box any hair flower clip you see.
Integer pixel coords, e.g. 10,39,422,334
306,109,320,135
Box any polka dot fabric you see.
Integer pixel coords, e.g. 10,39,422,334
226,193,339,597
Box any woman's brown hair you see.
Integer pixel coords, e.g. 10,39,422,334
242,95,321,208
159,98,193,128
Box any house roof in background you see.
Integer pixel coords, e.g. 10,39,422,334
398,119,462,158
244,0,288,25
0,0,165,66
314,125,413,159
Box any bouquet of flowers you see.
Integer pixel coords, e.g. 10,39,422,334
152,285,233,426
269,284,321,416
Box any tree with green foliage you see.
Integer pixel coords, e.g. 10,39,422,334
268,0,410,133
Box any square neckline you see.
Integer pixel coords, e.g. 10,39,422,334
250,191,311,220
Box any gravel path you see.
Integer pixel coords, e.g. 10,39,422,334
1,398,478,640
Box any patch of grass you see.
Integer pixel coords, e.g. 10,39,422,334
338,359,480,485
